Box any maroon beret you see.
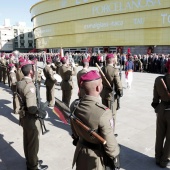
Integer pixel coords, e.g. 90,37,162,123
20,60,34,68
60,56,67,63
46,58,52,64
82,59,89,63
80,70,101,83
8,63,15,68
106,53,114,60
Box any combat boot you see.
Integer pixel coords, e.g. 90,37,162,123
159,159,170,168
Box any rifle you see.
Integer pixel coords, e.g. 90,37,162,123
95,63,115,113
116,65,122,110
34,60,49,135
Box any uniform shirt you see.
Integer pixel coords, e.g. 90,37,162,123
60,65,76,90
17,77,38,114
9,70,17,92
43,65,56,86
16,68,24,81
101,64,122,100
153,74,170,105
71,95,120,168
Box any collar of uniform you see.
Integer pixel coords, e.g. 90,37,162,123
23,76,33,83
83,95,101,103
82,68,89,71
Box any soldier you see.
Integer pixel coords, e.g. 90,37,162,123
59,56,76,106
16,60,48,170
0,54,2,82
8,63,17,93
1,54,7,84
71,70,120,170
151,60,170,168
43,58,56,107
77,59,89,99
100,54,123,126
16,57,25,81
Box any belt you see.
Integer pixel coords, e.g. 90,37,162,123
80,139,101,150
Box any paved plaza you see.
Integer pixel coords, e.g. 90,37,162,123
0,65,169,170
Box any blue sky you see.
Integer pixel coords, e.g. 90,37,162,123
0,0,40,27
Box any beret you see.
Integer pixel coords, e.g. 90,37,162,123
46,58,52,63
60,56,67,62
82,59,89,63
106,54,114,60
20,60,34,68
8,63,15,68
80,70,101,83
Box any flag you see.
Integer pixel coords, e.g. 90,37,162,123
53,98,71,124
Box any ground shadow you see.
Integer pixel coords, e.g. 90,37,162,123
120,145,169,170
0,82,13,95
0,99,19,125
0,134,25,170
45,106,72,135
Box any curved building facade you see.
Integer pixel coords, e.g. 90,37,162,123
30,0,170,53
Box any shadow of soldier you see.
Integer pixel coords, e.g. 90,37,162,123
45,107,72,135
0,134,25,170
0,82,13,95
120,145,169,170
0,99,19,125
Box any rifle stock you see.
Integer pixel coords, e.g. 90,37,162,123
71,115,106,145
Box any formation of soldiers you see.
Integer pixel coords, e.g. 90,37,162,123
0,50,170,169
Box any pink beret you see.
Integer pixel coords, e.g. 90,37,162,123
5,55,10,59
20,60,34,68
80,70,101,83
46,58,52,64
8,63,15,68
106,54,114,60
60,57,67,62
82,59,89,63
19,57,25,62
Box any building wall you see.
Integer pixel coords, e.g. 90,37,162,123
31,0,170,49
0,23,35,52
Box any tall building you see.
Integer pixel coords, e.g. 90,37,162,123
0,19,35,52
30,0,170,54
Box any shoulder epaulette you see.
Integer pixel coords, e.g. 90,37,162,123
95,102,108,110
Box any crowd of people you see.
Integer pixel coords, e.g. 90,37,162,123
0,50,170,170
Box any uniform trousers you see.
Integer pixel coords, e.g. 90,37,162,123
155,110,170,161
21,115,41,170
62,89,72,107
0,68,2,82
46,84,55,106
102,98,117,126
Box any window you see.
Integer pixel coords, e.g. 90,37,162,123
28,40,33,47
28,32,33,38
15,42,18,48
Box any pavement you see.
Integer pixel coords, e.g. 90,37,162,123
0,64,170,170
